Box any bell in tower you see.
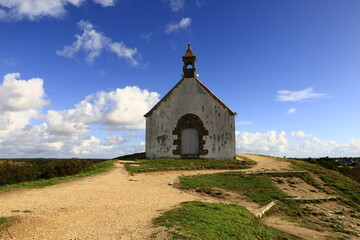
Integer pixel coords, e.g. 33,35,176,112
182,44,197,78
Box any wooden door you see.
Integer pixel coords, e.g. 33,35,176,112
181,128,199,155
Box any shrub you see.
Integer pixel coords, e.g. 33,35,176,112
0,162,37,186
0,159,94,186
40,159,94,179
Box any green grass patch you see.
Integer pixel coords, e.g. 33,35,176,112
0,159,116,192
124,158,252,174
153,201,298,240
0,218,7,227
178,173,289,206
236,155,257,165
289,159,360,210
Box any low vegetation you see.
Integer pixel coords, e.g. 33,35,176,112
338,166,360,183
236,155,258,165
0,218,7,227
178,173,289,206
295,157,360,184
0,159,116,191
153,201,297,240
123,158,254,174
0,158,96,186
289,159,360,210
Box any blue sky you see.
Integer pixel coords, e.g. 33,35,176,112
0,0,359,158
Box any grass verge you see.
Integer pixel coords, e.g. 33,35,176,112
236,155,258,165
0,159,116,192
153,201,298,240
178,173,289,206
0,218,7,227
123,158,252,174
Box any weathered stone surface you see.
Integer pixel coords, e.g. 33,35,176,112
145,77,236,159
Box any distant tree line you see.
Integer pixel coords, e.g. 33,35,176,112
293,157,360,183
0,158,106,186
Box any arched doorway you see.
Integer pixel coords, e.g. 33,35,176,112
172,113,209,158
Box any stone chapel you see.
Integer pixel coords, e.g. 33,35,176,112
144,45,236,159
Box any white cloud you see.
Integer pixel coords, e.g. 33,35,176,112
0,73,49,111
165,17,192,33
57,20,140,65
0,73,49,144
291,131,311,138
236,130,288,154
236,130,360,158
236,121,252,125
92,0,116,7
276,87,328,102
44,86,160,136
108,42,139,66
286,107,296,115
168,0,185,12
0,0,116,21
0,72,158,158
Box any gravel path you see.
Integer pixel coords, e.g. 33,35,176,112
0,154,290,240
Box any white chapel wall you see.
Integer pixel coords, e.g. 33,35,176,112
145,77,235,159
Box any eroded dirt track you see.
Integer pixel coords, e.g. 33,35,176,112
0,155,300,239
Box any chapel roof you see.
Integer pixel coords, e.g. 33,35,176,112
144,77,237,117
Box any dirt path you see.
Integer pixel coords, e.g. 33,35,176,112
0,154,291,239
238,154,291,172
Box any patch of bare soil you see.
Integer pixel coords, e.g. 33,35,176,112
303,201,360,237
264,201,360,240
264,215,333,240
271,176,336,200
238,154,292,172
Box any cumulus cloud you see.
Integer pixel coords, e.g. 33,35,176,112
286,107,296,115
168,0,185,12
0,72,158,158
0,73,49,111
235,130,360,158
276,87,328,102
291,131,311,138
236,130,288,154
0,0,116,21
44,86,160,135
165,17,192,33
57,20,140,65
0,73,49,143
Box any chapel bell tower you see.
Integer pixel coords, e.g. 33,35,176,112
182,44,197,77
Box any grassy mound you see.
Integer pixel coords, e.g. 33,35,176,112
124,158,255,174
178,173,289,206
153,201,297,240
